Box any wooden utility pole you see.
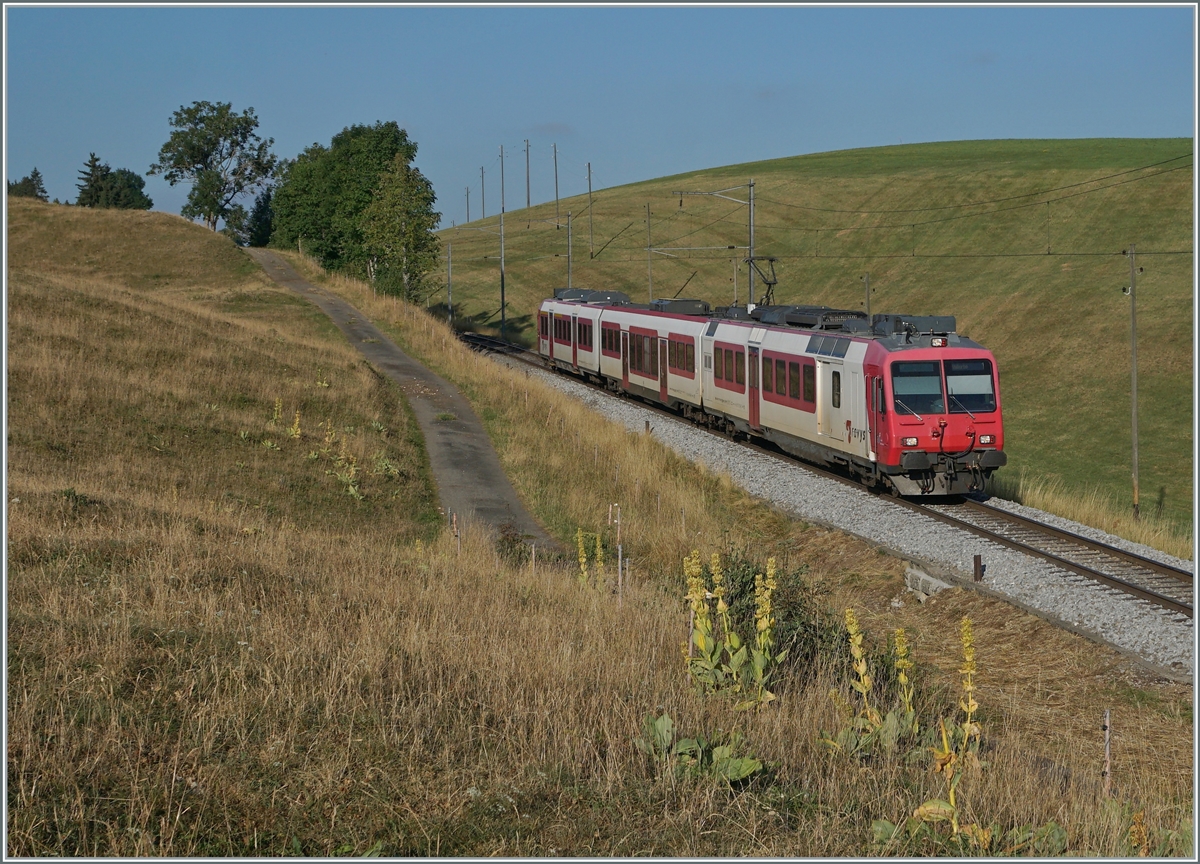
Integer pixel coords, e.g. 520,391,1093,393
646,203,653,302
587,162,594,258
1125,246,1141,519
446,243,453,325
499,146,506,341
465,187,470,223
480,166,485,219
553,143,560,226
525,139,531,211
747,178,756,307
567,212,572,290
862,272,871,320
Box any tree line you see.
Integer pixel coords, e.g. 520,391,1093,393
7,155,152,209
8,100,441,301
149,102,440,301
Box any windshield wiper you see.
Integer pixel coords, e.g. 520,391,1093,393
893,399,923,421
948,394,976,420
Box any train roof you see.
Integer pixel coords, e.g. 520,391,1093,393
545,293,983,350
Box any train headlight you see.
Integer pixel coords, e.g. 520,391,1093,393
979,434,995,445
900,437,918,447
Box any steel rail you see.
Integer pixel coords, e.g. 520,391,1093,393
959,499,1193,585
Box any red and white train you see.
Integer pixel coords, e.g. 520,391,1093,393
538,289,1006,496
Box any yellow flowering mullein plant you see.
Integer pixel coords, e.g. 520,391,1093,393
684,550,723,694
958,616,980,760
893,628,918,738
576,528,589,587
594,533,605,587
845,608,881,727
916,615,983,836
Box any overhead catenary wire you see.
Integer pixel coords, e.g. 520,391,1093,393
690,163,1193,235
755,152,1193,215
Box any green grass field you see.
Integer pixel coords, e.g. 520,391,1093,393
429,139,1194,538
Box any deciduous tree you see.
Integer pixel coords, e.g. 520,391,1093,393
361,154,441,300
149,101,275,230
270,121,417,271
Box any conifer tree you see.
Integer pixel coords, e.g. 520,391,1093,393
7,167,48,201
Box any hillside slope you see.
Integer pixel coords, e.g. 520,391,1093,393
432,139,1194,534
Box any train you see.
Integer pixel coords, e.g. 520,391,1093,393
537,289,1006,496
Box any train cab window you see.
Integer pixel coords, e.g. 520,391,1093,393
945,359,996,413
724,349,734,382
686,343,695,373
762,356,773,392
832,371,841,408
789,362,800,399
735,351,745,385
714,347,724,379
892,361,944,415
803,364,815,402
776,360,786,395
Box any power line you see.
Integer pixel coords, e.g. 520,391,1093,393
756,152,1192,215
698,163,1192,235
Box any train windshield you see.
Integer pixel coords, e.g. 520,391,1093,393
891,361,944,415
945,359,996,413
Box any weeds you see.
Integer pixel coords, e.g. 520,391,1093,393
633,712,764,785
683,551,787,711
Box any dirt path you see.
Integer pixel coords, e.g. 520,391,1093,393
246,248,554,546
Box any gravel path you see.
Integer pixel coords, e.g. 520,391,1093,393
513,359,1194,678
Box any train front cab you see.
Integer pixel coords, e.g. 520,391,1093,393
872,349,1006,495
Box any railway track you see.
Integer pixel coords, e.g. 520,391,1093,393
460,331,1194,620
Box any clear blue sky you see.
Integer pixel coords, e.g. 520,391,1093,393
4,5,1195,227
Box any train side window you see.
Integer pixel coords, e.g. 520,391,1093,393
650,338,659,376
803,364,815,402
714,347,724,379
686,343,695,372
762,356,773,392
832,371,841,408
789,362,800,399
724,349,734,381
735,351,745,385
776,359,786,395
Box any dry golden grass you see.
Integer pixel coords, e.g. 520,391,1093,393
6,198,1192,855
277,247,1193,855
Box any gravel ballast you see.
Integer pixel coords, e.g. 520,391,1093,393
512,359,1194,678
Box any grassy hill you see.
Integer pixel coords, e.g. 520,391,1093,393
434,139,1194,541
6,197,1191,855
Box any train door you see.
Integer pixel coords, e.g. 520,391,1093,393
621,331,629,389
867,368,884,461
747,346,761,430
817,360,844,439
659,339,668,402
848,370,864,450
571,315,578,368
